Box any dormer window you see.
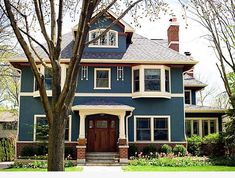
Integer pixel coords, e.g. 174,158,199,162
89,29,118,48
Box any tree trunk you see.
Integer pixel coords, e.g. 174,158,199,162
47,112,66,171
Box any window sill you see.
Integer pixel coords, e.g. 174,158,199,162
94,87,111,90
33,90,52,97
132,92,171,99
88,45,118,48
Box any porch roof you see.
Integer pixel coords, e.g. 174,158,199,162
72,99,135,111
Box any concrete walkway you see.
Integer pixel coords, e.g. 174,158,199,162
0,162,14,169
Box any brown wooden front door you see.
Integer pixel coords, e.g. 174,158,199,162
87,118,117,152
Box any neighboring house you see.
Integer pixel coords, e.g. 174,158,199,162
9,11,225,164
0,111,17,139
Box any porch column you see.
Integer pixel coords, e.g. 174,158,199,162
77,112,86,165
79,113,85,139
119,112,126,139
118,111,129,164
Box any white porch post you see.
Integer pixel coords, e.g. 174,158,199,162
79,113,86,139
119,112,126,139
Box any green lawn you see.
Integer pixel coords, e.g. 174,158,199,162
123,166,235,172
0,166,83,172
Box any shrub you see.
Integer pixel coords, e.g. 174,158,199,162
143,144,157,156
129,157,211,167
128,144,138,157
36,145,48,155
210,157,235,166
0,138,15,161
65,160,75,167
201,133,225,157
173,145,187,156
187,135,203,156
21,146,36,157
160,144,172,154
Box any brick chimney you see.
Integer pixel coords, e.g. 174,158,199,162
167,18,179,52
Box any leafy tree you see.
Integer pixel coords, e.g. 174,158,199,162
1,0,172,171
184,0,235,157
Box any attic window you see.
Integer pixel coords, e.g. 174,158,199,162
89,29,118,48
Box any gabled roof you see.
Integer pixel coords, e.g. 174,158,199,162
184,74,207,89
185,104,225,113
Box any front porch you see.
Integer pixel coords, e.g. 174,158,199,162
72,101,135,164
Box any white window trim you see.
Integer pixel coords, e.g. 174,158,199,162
94,68,111,90
184,90,192,104
33,64,69,97
134,115,171,142
117,66,124,81
33,114,72,142
132,65,171,99
88,29,118,48
185,117,219,137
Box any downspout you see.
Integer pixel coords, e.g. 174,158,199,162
126,111,133,143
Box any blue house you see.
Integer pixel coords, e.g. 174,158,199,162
10,11,224,164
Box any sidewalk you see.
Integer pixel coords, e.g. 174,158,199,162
0,162,14,169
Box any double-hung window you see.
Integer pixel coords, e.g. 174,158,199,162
184,90,191,104
136,118,151,141
154,118,168,141
34,116,71,141
94,68,111,89
144,69,161,91
133,69,140,92
45,68,52,90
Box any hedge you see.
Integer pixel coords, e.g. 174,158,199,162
0,138,15,161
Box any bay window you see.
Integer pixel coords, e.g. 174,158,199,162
132,65,171,98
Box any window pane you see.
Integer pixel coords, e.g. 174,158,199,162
210,120,216,134
144,69,161,91
133,70,139,92
154,130,168,140
109,31,116,46
154,118,168,129
111,120,115,128
136,118,151,141
36,117,49,141
100,33,107,46
202,120,209,136
65,118,69,141
193,120,199,135
91,32,98,45
96,120,108,128
186,120,191,137
96,70,109,88
89,120,93,129
45,68,52,90
154,118,168,141
165,70,170,92
185,91,191,104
